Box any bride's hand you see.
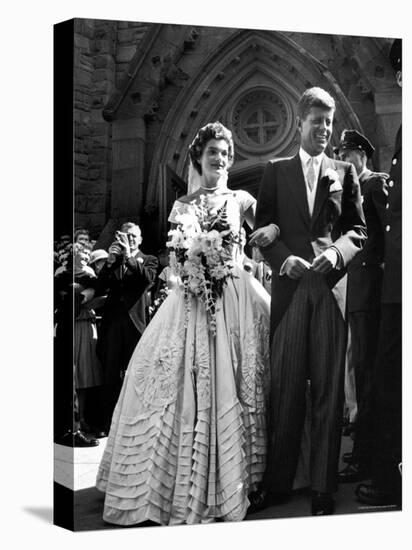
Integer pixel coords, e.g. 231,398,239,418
249,224,280,247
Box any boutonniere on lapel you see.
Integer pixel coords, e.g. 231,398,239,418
323,168,343,193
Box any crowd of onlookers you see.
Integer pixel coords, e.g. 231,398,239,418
53,217,370,453
54,224,272,447
54,229,110,446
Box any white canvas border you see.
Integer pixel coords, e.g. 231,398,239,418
2,0,410,548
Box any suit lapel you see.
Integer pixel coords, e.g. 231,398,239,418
311,155,334,225
359,169,372,192
117,263,124,279
111,257,122,280
288,154,311,229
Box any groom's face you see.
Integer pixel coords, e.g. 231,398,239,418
298,106,334,157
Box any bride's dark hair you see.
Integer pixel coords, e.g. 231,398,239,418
189,121,234,175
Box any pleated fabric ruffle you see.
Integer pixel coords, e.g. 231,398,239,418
96,266,271,526
97,402,267,525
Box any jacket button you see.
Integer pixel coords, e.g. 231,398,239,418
392,158,397,165
389,180,394,187
386,225,391,232
362,262,366,266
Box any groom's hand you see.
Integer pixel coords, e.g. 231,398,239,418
282,255,311,279
249,224,280,248
311,249,338,273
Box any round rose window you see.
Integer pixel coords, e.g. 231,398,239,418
232,89,289,154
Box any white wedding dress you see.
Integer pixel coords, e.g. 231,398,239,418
96,190,271,525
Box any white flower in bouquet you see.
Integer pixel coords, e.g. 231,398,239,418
205,251,220,267
209,263,231,280
174,212,201,236
188,277,204,295
186,237,203,258
167,228,186,249
183,258,204,277
202,229,223,250
166,197,240,334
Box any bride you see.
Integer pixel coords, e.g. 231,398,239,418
96,121,279,525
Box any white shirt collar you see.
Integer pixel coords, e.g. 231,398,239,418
299,147,324,166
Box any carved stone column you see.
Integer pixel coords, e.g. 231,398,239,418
111,117,146,221
94,117,146,251
374,89,402,171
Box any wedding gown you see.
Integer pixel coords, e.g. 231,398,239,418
96,190,271,525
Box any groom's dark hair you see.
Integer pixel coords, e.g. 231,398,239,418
297,87,335,120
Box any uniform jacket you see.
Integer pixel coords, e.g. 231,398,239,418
381,126,402,304
347,169,386,312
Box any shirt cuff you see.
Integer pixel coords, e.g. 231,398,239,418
325,247,342,269
279,256,292,276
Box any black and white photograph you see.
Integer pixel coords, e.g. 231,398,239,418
3,1,411,549
53,14,403,529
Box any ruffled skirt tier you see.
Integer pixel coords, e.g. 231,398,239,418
96,267,271,525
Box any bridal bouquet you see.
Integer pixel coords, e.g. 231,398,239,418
166,196,240,334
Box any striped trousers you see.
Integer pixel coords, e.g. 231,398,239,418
265,270,347,494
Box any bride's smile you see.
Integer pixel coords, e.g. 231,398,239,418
200,139,230,186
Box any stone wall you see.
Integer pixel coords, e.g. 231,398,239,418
144,25,235,194
73,18,149,237
74,19,113,236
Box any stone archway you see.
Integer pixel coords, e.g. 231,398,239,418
145,28,364,221
80,23,399,241
143,28,370,245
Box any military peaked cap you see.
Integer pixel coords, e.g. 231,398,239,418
337,129,375,158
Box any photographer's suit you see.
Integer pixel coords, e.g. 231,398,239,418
96,250,158,428
256,152,366,494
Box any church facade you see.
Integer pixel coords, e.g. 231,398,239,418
69,18,400,252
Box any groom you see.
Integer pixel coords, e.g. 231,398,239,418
254,87,366,515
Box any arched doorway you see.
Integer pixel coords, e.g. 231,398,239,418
146,29,364,244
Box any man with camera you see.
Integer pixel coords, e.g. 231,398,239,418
96,222,158,431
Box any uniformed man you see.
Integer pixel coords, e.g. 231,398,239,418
335,130,387,483
356,38,402,507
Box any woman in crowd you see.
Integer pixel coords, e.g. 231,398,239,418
96,122,278,525
89,249,109,276
73,244,104,435
54,240,100,447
